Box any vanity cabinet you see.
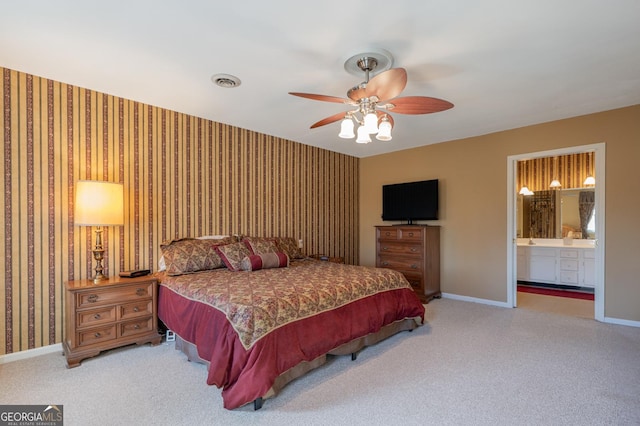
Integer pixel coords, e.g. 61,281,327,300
517,245,595,288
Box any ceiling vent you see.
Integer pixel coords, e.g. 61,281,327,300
211,73,241,88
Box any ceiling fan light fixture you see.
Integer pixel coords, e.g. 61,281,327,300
355,126,371,144
376,117,392,141
338,117,355,139
363,112,379,134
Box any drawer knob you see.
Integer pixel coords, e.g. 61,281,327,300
136,288,145,296
94,314,101,319
382,262,389,266
408,232,414,237
382,247,389,251
94,332,101,338
133,307,139,312
410,248,417,252
87,294,98,303
411,264,418,269
385,232,391,236
134,324,140,329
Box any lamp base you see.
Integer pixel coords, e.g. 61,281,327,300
91,227,107,284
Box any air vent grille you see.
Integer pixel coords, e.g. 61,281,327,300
211,73,241,88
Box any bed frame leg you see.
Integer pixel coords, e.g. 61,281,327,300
351,352,357,361
254,397,263,410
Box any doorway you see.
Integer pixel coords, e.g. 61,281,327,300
506,143,605,321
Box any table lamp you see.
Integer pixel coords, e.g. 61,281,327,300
74,180,124,283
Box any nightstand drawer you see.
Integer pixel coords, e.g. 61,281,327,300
76,283,154,308
119,317,153,338
77,306,117,328
78,325,116,347
120,300,153,320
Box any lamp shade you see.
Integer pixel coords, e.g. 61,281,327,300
338,117,355,139
74,180,124,226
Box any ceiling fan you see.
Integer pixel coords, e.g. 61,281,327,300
289,53,454,143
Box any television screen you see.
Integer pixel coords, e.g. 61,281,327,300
382,179,439,223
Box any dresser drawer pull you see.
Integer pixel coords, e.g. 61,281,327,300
136,288,146,296
408,232,414,237
133,307,139,312
381,261,389,266
134,324,140,329
94,314,101,319
385,232,391,237
94,332,101,338
410,248,418,252
382,246,389,251
87,294,98,303
411,264,418,269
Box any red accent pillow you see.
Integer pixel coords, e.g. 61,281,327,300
239,252,289,271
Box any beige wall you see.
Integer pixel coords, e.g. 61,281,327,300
360,105,640,322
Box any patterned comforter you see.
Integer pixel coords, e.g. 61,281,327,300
159,259,415,349
157,259,425,409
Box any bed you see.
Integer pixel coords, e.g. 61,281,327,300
156,236,425,410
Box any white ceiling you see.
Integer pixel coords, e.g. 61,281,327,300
2,1,639,158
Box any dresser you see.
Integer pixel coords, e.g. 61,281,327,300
376,225,441,303
63,275,162,368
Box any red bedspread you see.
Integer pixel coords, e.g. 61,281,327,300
158,260,425,409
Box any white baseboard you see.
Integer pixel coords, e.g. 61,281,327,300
0,343,63,364
604,317,640,328
441,292,511,308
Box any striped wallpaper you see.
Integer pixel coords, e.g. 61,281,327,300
1,67,359,355
517,152,595,193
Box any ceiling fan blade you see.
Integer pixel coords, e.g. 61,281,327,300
365,68,407,101
381,96,454,115
289,92,353,105
310,111,348,129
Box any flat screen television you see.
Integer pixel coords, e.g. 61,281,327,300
382,179,439,224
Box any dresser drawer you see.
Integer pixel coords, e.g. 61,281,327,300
77,306,117,329
76,283,154,309
377,228,398,240
398,229,424,241
378,242,423,255
378,257,423,272
120,300,153,320
119,317,154,338
77,325,116,347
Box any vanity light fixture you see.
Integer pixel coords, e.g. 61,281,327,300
549,157,561,189
519,186,534,196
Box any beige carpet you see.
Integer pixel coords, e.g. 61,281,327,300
1,297,638,425
517,291,594,319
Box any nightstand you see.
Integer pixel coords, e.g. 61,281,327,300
309,254,345,264
63,275,162,368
